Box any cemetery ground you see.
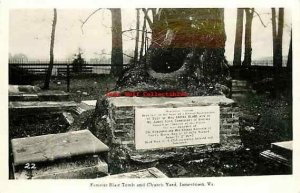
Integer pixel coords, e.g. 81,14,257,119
9,74,292,178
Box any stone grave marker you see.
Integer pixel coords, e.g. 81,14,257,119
135,106,220,150
11,130,109,179
95,95,242,174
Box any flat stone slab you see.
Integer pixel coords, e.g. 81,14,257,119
9,85,41,94
260,149,291,167
107,95,234,107
271,141,292,158
9,101,77,114
14,156,108,179
82,100,97,107
9,90,69,101
9,94,39,101
103,167,168,178
12,130,109,166
37,90,69,101
72,102,95,115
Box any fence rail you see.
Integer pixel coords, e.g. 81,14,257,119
9,62,129,76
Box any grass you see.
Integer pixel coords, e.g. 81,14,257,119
33,74,117,102
238,92,292,149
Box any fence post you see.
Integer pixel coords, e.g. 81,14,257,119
67,64,70,92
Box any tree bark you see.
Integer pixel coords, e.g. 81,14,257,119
272,8,285,97
110,8,123,77
242,8,254,66
139,13,147,62
116,8,230,96
287,30,292,69
272,8,277,67
233,8,244,66
133,9,140,64
277,8,284,67
272,8,284,68
44,8,57,90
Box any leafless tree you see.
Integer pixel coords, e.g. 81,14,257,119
242,8,254,66
133,9,140,64
139,11,147,62
110,8,123,77
272,8,284,68
287,30,292,69
44,8,57,89
233,8,244,66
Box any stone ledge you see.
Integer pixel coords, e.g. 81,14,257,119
14,156,108,179
107,96,235,108
12,130,109,166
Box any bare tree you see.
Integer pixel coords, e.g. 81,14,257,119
233,8,244,66
110,8,123,77
44,8,57,89
272,8,285,97
287,30,292,69
133,8,140,64
139,10,147,62
272,8,285,68
242,8,254,66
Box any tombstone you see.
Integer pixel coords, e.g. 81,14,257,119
92,8,242,175
260,141,292,168
9,85,69,101
11,130,109,179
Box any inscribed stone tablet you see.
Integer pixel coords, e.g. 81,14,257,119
135,106,220,150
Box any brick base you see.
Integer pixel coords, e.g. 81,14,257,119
95,96,242,174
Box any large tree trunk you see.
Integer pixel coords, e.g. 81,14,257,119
272,8,285,97
44,8,57,89
272,8,277,67
242,8,254,66
117,8,230,96
277,8,284,67
110,8,123,77
233,8,244,66
287,30,292,69
272,8,284,68
133,9,140,65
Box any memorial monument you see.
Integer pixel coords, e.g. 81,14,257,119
92,8,242,174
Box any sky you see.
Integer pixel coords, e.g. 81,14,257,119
9,8,292,62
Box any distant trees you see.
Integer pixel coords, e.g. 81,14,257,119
9,53,29,62
44,8,57,90
72,49,86,73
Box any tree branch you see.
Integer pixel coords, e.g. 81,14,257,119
80,8,102,34
122,28,152,33
142,8,153,28
123,53,134,59
94,52,134,59
253,10,267,28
